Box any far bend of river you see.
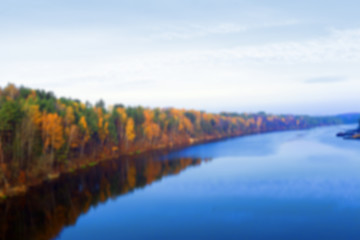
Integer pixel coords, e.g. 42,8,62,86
1,125,360,240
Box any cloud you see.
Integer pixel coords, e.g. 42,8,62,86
147,20,301,41
304,76,347,84
198,28,360,64
148,23,248,41
1,24,360,114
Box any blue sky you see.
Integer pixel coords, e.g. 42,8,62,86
1,0,360,115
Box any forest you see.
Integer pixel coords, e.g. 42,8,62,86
0,83,353,197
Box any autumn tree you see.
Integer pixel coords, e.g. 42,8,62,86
78,116,90,157
42,113,64,168
143,109,160,144
20,102,42,168
63,106,77,157
125,118,135,148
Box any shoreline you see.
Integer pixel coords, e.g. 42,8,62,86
0,123,346,200
337,125,360,140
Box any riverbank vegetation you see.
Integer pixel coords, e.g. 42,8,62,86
0,83,355,196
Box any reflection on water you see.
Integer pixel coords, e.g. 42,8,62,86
0,152,205,240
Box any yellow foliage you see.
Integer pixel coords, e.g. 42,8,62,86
183,117,193,133
238,117,246,125
202,112,209,121
245,118,255,127
28,105,42,127
98,116,109,142
95,107,103,117
142,109,161,141
169,108,180,120
27,90,37,101
65,106,75,126
69,124,80,148
178,122,184,132
79,116,87,130
143,109,154,122
79,116,90,143
267,116,274,122
104,121,109,136
126,118,136,142
116,108,127,122
4,83,19,99
42,113,64,151
98,117,103,130
256,117,262,128
144,122,160,141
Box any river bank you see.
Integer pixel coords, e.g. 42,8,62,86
2,124,360,240
0,123,345,200
337,124,360,139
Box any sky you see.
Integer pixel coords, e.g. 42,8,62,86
1,0,360,115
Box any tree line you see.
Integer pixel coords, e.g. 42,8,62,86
0,83,347,196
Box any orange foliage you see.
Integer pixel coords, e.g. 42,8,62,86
116,108,127,122
42,113,64,151
256,117,263,129
79,116,90,144
143,109,160,141
125,118,135,142
68,125,80,148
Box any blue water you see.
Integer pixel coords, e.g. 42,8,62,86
58,125,360,240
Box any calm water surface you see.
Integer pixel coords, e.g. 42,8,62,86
1,125,360,240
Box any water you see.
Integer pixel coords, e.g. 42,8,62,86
1,125,360,240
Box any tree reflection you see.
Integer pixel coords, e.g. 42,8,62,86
0,152,204,240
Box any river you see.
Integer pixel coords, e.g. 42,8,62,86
1,125,360,240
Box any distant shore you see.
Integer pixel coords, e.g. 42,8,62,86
336,124,360,140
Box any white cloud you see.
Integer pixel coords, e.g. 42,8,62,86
1,27,360,114
197,28,360,64
148,23,248,40
147,20,301,41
